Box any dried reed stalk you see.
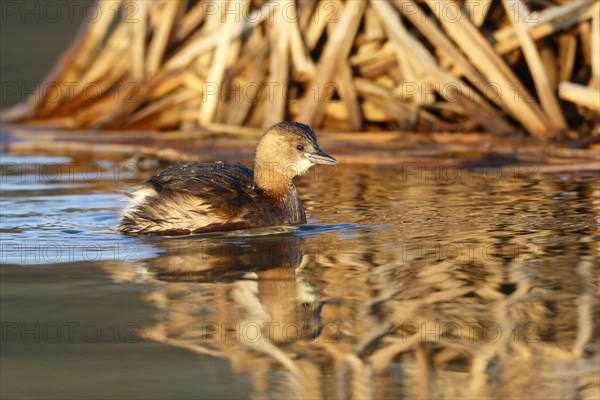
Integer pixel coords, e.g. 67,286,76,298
5,0,598,139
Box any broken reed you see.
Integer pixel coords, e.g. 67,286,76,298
7,0,600,138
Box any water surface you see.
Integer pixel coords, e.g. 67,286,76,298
1,154,598,399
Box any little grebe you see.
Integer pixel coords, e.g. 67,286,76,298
118,121,337,235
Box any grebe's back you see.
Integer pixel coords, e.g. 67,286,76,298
118,122,336,235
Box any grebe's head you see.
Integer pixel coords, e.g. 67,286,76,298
255,121,337,181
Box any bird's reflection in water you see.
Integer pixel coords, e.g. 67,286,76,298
137,234,326,369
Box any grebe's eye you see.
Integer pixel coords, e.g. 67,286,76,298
296,144,304,151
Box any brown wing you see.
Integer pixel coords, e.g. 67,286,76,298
119,162,261,234
147,162,259,213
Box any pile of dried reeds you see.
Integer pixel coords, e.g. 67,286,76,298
6,0,600,138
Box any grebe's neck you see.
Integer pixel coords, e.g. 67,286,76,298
254,161,295,199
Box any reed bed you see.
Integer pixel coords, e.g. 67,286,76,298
5,0,600,138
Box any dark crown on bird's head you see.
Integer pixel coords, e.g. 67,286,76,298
266,121,318,146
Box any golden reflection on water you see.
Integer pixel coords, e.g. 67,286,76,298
111,165,598,399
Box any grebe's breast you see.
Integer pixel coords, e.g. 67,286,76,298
118,162,306,235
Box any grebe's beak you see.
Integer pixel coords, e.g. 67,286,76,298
307,147,338,165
